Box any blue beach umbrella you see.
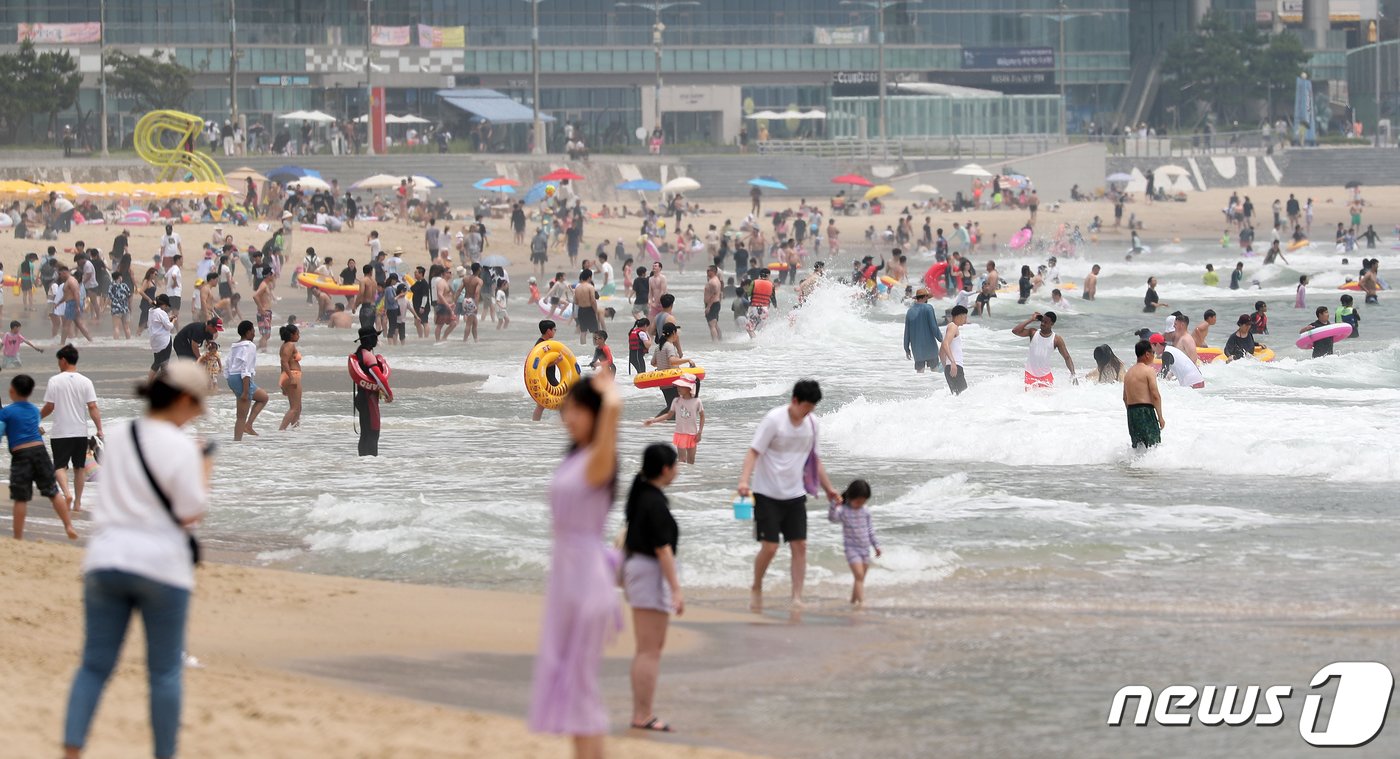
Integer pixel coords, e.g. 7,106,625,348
747,176,788,191
473,178,516,193
266,165,320,184
617,179,662,192
523,181,550,204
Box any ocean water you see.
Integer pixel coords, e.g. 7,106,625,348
86,238,1400,757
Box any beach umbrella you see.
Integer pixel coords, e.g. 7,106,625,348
909,184,940,195
288,177,331,191
473,178,516,194
402,174,443,188
831,173,874,187
746,111,782,120
353,174,403,190
863,185,894,201
483,177,520,188
953,163,994,178
540,168,585,182
1345,180,1363,189
617,179,662,192
1154,165,1190,177
662,176,700,193
481,255,510,268
523,182,550,204
747,177,787,190
225,167,268,184
266,165,320,183
1106,172,1133,183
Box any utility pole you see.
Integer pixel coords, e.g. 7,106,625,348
532,0,543,154
653,7,663,133
877,0,886,141
1375,16,1383,147
1058,0,1066,138
366,0,375,155
99,0,108,156
229,0,238,128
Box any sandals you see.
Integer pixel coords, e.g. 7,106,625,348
630,717,674,733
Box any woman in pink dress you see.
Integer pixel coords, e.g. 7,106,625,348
529,372,623,759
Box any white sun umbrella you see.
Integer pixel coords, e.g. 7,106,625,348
909,184,940,195
352,174,402,190
746,110,783,120
662,176,701,193
277,110,311,121
953,163,994,178
1154,164,1191,177
299,110,337,124
396,114,431,124
287,177,331,191
401,175,443,188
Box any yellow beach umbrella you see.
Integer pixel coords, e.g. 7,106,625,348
863,184,894,201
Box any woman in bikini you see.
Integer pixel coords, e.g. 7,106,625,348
277,323,303,430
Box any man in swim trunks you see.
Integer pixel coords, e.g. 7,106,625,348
354,263,379,330
253,272,275,350
1123,339,1164,450
1011,311,1075,389
573,269,602,345
1171,313,1201,364
460,263,484,343
704,265,723,341
1082,264,1099,300
1192,309,1217,348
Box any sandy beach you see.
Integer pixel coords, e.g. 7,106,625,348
2,539,768,759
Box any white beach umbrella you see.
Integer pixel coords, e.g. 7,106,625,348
662,176,701,193
953,163,994,178
909,184,940,195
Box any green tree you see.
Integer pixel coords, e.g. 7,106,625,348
107,50,194,113
0,40,82,142
1161,11,1308,126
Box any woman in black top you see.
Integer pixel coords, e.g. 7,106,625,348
622,443,682,732
1017,265,1033,304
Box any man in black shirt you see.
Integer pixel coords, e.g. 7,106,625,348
1223,314,1258,361
1301,306,1335,357
633,269,650,317
410,266,430,338
172,316,224,360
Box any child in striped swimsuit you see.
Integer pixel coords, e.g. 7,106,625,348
828,479,880,607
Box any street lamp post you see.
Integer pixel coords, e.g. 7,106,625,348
615,2,699,144
532,0,543,154
99,0,108,156
1022,3,1101,139
229,0,238,130
1373,15,1383,147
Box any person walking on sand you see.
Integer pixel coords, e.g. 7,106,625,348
1123,340,1164,450
529,372,622,759
736,380,841,612
42,344,103,514
225,320,268,440
622,442,683,733
62,362,211,759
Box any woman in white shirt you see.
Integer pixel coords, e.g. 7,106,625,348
63,361,211,759
223,319,268,441
147,294,175,374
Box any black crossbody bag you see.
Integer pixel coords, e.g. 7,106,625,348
130,422,202,565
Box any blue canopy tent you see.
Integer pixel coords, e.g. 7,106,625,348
436,89,557,125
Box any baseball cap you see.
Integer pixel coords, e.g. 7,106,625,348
1148,333,1166,345
207,316,224,331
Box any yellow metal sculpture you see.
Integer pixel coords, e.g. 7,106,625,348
133,110,227,185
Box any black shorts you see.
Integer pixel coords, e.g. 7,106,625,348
754,493,808,543
914,358,938,371
945,364,968,395
152,344,172,372
167,296,181,312
976,293,991,304
576,307,599,334
9,445,59,502
51,436,88,470
706,301,721,322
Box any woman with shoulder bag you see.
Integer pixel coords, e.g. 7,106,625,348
63,361,212,759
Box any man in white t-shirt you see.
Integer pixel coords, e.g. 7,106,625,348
40,344,102,512
1149,333,1205,389
165,254,184,315
597,252,615,296
159,224,182,268
736,380,840,612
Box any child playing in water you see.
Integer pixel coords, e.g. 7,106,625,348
197,341,223,392
587,330,615,374
643,374,703,463
495,285,510,329
1295,275,1308,308
81,435,102,484
1,320,43,369
828,479,880,607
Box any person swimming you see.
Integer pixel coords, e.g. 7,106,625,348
1086,344,1125,383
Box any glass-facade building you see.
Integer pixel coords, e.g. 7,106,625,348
0,0,1256,147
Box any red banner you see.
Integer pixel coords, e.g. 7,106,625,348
17,22,101,44
370,87,387,155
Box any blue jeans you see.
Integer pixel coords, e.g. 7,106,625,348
64,570,190,758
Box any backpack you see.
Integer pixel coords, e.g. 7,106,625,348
39,257,56,284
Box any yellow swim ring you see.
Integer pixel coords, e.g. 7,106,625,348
524,339,581,410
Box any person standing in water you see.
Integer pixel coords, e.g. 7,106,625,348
1223,314,1260,361
349,327,393,456
737,380,840,612
938,305,969,395
1300,306,1336,358
622,442,683,734
902,288,942,376
528,373,622,759
225,320,269,440
1082,264,1099,300
1123,340,1164,450
1011,311,1075,389
277,324,303,431
1143,277,1168,313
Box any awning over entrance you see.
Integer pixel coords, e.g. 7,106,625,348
436,89,556,125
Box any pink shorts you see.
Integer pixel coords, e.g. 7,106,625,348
672,433,697,449
1024,371,1053,389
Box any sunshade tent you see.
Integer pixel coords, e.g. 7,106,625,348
953,163,994,178
436,89,556,124
864,185,894,201
909,184,940,195
540,168,585,182
831,174,873,187
279,110,336,123
617,179,662,192
746,111,783,120
662,177,700,193
747,177,787,190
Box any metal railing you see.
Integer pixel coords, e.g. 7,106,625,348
1073,131,1285,158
